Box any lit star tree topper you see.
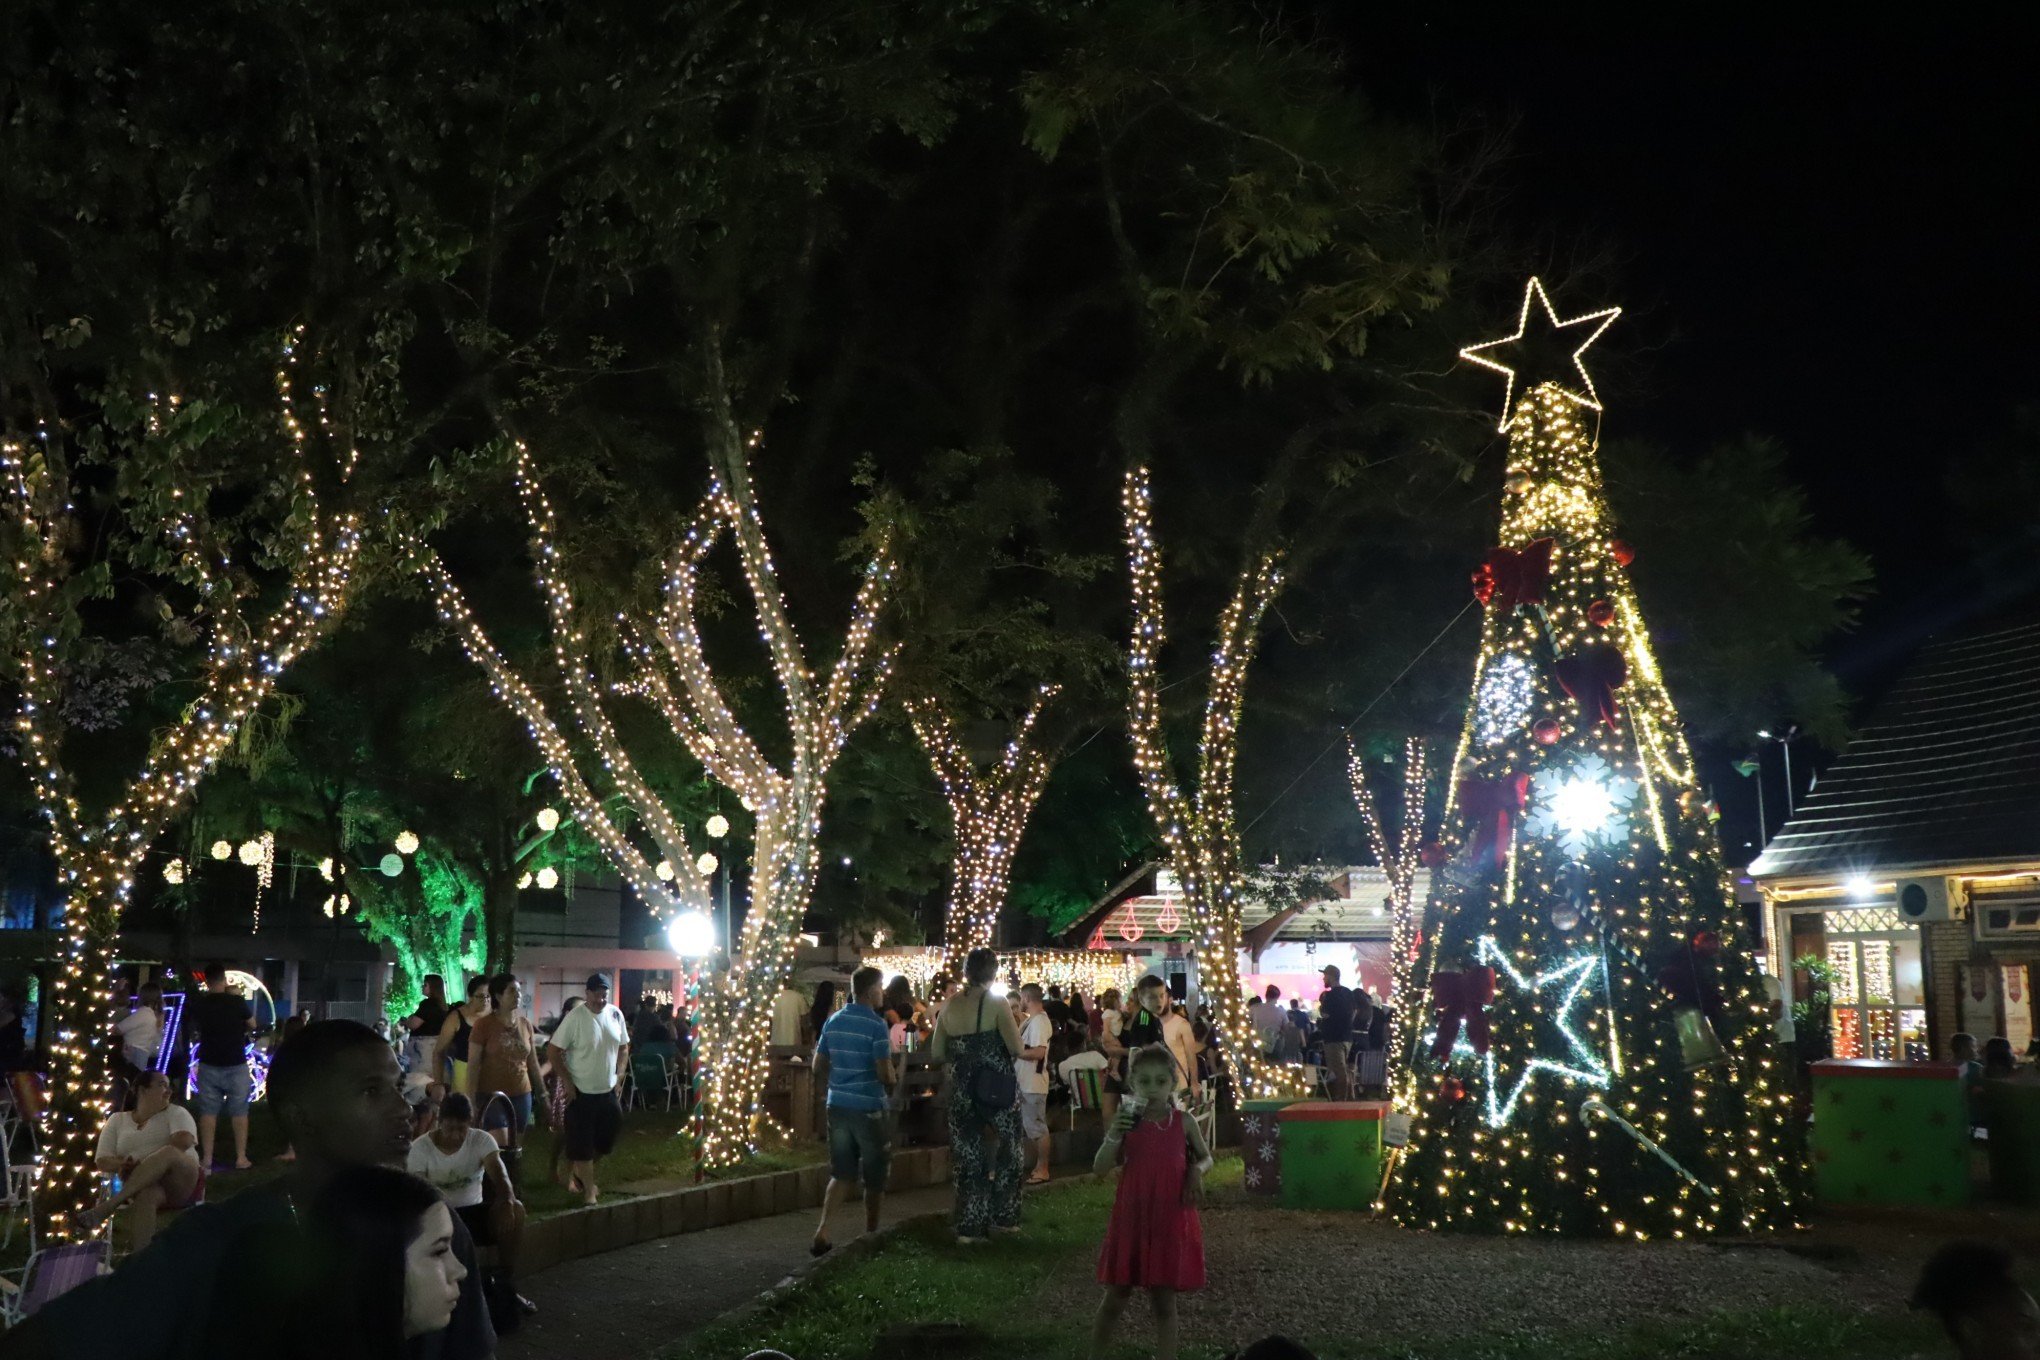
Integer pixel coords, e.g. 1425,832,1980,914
1458,276,1621,433
1387,281,1803,1240
1,334,365,1240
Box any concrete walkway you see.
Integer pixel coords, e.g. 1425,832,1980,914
499,1181,960,1360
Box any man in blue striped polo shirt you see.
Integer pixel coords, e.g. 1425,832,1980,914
811,965,897,1255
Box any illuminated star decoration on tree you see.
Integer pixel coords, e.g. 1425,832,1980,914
1459,277,1622,433
1525,752,1640,856
1431,936,1610,1127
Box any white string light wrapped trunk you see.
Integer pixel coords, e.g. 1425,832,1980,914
1348,736,1432,1094
0,337,362,1238
906,687,1058,980
423,341,894,1171
1121,467,1306,1100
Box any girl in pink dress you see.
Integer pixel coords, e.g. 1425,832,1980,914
1090,1045,1213,1360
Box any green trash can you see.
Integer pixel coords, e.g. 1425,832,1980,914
1809,1059,1969,1208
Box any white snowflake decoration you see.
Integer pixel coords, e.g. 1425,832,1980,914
1243,1116,1261,1135
1244,1165,1262,1188
1526,752,1639,855
1473,653,1538,745
1257,1141,1276,1162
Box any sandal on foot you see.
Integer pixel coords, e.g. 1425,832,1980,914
810,1238,833,1258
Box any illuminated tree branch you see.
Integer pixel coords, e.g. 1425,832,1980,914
1121,466,1300,1098
1348,736,1431,1092
0,335,364,1239
906,685,1059,979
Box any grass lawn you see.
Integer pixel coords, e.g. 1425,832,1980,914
666,1159,1952,1360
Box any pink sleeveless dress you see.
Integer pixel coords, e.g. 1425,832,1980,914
1096,1108,1206,1290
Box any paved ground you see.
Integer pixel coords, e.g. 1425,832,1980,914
500,1182,959,1360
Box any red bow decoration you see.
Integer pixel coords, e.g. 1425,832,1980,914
1456,772,1530,868
1430,967,1497,1059
1553,647,1628,729
1470,538,1555,610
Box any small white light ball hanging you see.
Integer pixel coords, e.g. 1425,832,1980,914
534,806,560,832
535,866,560,890
705,814,730,839
655,859,675,882
695,851,719,876
210,840,233,861
237,839,265,867
394,830,420,855
162,858,186,885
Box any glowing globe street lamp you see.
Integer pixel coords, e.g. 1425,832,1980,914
666,910,716,960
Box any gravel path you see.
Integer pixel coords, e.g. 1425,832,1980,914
1035,1202,1934,1354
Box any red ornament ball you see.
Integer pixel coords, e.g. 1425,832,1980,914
1441,1075,1467,1103
1610,540,1635,567
1586,599,1615,627
1691,930,1722,958
1418,842,1451,868
1532,718,1563,746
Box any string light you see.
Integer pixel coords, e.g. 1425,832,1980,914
1,327,363,1238
1458,276,1622,433
1389,286,1801,1240
1121,467,1306,1100
419,395,895,1173
1349,737,1432,1091
905,686,1059,979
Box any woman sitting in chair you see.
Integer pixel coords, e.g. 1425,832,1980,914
74,1070,203,1247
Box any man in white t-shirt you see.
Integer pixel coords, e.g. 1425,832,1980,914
408,1091,530,1314
1017,984,1054,1186
75,1070,201,1247
115,982,165,1072
771,979,807,1049
546,972,631,1204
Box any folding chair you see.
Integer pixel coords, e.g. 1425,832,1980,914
0,1239,110,1327
1355,1049,1387,1091
627,1052,676,1111
1066,1065,1104,1130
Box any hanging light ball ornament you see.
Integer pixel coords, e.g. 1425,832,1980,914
1532,717,1564,746
534,806,561,832
394,830,420,856
1551,902,1582,932
1586,599,1615,627
534,866,560,891
738,795,756,814
237,839,266,867
705,814,730,839
162,858,186,885
695,851,720,876
655,859,675,882
1505,471,1533,494
317,857,335,882
379,853,404,878
1610,540,1635,567
517,872,534,890
210,839,234,861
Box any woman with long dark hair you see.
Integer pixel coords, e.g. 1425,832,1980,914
806,981,839,1047
305,1165,469,1358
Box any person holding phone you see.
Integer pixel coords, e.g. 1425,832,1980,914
1089,1045,1212,1360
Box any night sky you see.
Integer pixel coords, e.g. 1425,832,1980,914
1337,15,2040,688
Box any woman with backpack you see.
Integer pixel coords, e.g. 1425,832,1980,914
930,947,1024,1245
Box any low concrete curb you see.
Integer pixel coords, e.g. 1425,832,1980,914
521,1126,1103,1275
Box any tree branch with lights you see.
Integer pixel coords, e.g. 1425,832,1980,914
1347,736,1432,1093
0,337,364,1239
1121,466,1303,1098
906,685,1059,979
423,334,895,1170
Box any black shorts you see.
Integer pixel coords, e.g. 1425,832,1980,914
563,1089,623,1160
455,1201,496,1247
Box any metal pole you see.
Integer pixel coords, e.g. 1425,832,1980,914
1755,753,1768,852
1780,737,1795,818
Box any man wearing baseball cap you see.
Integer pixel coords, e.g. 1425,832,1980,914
546,972,631,1204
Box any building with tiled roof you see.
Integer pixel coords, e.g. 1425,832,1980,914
1750,615,2040,1064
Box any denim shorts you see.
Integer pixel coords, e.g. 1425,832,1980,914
826,1107,892,1189
480,1090,533,1133
194,1062,253,1117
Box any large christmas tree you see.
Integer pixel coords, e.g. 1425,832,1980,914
1389,279,1803,1239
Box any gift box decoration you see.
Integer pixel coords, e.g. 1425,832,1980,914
1278,1100,1390,1212
1240,1098,1299,1196
1809,1059,1970,1209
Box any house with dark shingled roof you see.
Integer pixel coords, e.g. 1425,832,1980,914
1750,613,2040,1064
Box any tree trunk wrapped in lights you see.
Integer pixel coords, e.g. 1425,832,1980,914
1121,467,1305,1100
906,686,1058,980
423,365,894,1173
0,341,363,1239
1348,736,1431,1094
1387,279,1801,1238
